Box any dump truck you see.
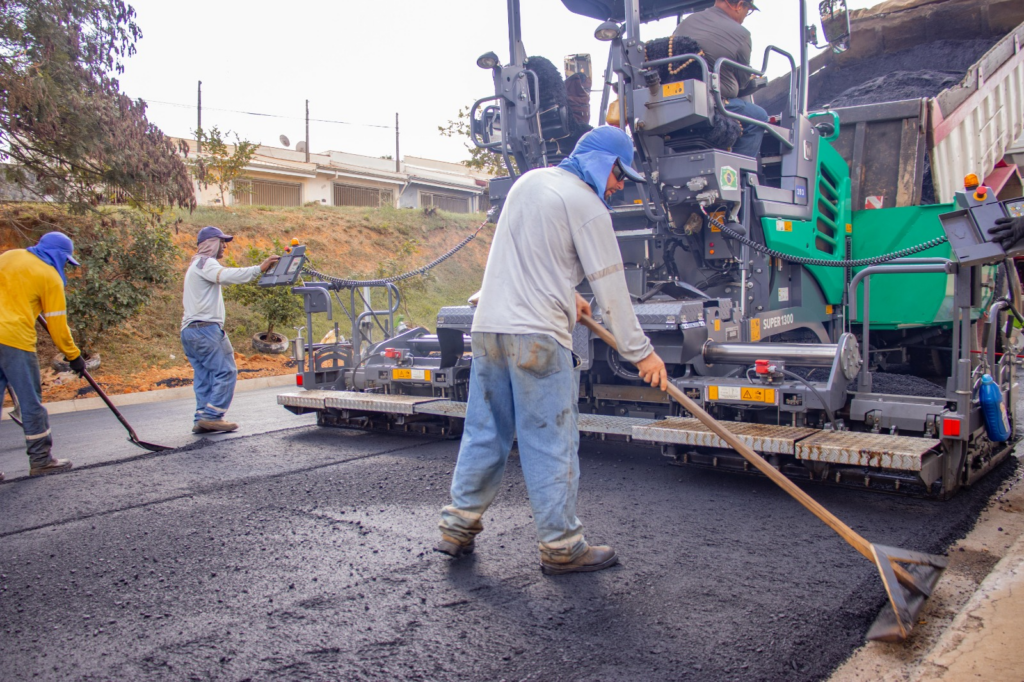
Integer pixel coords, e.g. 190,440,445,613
271,0,1024,499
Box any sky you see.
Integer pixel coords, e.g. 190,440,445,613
118,0,882,165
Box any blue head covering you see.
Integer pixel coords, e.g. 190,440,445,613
27,232,80,286
557,125,645,206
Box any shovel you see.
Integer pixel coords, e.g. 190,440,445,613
36,316,171,453
80,369,171,453
580,314,947,642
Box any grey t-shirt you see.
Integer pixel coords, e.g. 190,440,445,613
673,6,753,100
471,167,652,364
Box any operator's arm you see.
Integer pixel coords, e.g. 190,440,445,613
196,260,263,286
573,214,653,364
42,278,81,361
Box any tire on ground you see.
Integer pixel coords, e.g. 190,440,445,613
252,332,289,354
51,353,101,373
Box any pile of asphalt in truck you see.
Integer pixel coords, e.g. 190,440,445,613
760,38,997,114
811,38,998,109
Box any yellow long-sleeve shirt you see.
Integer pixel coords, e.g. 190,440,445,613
0,249,81,359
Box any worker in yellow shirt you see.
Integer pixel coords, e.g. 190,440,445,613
0,232,85,478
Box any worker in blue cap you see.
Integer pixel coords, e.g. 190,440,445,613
181,226,279,434
0,232,85,478
436,126,668,574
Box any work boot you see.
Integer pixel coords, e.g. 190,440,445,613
196,419,238,433
434,535,476,558
192,423,213,434
540,545,617,575
29,458,73,477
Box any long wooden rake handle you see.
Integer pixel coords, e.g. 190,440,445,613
580,315,907,571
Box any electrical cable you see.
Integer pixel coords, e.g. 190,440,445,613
301,219,488,288
701,207,949,268
140,98,392,129
745,366,836,429
766,366,838,430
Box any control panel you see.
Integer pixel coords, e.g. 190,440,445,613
259,244,306,287
939,192,1024,267
1006,198,1024,218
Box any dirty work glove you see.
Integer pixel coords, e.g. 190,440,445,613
989,216,1024,250
68,355,87,377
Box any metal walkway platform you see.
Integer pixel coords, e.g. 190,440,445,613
794,431,939,471
277,391,335,410
278,392,942,471
633,418,818,455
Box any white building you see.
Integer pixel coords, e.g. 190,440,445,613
176,139,490,213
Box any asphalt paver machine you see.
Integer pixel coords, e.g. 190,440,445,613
275,0,1024,501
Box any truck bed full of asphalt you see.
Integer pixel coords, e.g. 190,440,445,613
760,39,998,114
0,425,1015,681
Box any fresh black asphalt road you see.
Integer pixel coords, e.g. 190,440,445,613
0,385,315,478
0,402,1015,681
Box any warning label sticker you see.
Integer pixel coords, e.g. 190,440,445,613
708,385,777,404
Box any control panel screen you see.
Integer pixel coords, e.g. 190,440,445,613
259,245,306,287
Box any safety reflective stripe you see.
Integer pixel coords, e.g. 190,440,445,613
25,429,52,440
205,403,227,414
42,310,66,318
586,263,624,282
216,270,223,284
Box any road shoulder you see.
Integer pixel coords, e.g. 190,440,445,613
829,455,1024,682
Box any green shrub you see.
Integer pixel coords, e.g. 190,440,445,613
64,210,176,352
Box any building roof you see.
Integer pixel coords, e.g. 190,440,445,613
174,138,488,194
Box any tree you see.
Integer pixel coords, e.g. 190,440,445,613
224,241,303,338
438,107,510,177
186,126,259,206
0,0,195,212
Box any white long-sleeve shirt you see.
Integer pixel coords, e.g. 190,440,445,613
181,258,262,329
472,167,653,364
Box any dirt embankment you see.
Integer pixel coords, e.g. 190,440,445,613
0,204,492,404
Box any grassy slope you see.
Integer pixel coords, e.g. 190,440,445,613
1,204,491,377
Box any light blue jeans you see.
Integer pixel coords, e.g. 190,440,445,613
181,323,237,423
725,98,769,158
0,343,53,466
439,332,587,561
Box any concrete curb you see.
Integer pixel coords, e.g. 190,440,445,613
912,533,1024,681
1,373,296,419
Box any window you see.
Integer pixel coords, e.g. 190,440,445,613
333,183,394,208
420,191,470,214
233,179,302,207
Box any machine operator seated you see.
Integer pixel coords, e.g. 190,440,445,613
673,0,768,158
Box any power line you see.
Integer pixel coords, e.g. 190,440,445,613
139,97,392,129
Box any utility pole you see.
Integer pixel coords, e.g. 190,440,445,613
197,80,202,152
395,112,400,173
304,99,310,163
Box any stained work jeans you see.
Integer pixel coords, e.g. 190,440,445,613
440,332,587,561
0,343,53,466
181,324,237,423
725,98,769,158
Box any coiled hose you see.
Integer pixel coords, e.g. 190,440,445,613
702,208,949,268
302,219,487,287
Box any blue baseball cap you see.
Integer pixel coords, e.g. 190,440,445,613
197,226,234,244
